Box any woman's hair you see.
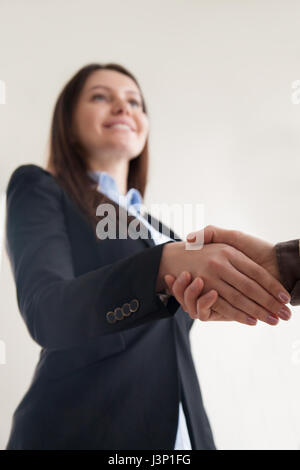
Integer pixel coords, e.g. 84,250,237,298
46,63,149,236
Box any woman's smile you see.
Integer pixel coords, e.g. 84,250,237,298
104,124,134,132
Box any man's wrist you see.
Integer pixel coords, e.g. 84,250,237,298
270,245,281,280
275,239,300,292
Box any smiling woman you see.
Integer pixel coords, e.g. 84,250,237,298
45,63,150,231
4,62,217,450
5,61,290,451
71,69,149,190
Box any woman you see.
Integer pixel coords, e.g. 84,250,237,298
5,63,290,450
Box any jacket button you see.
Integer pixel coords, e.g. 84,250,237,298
106,311,116,324
114,307,124,321
122,303,131,317
129,299,139,312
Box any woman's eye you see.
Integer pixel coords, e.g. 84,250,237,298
92,94,141,107
129,99,141,107
92,94,106,101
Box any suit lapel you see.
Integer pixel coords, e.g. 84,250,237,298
141,211,183,245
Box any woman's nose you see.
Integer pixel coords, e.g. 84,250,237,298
112,98,131,113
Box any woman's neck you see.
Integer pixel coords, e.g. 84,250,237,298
88,159,129,195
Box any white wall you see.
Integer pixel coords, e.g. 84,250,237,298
1,0,300,450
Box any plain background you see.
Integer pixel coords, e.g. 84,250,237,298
1,0,300,450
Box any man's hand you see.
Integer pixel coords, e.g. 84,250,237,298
187,225,282,287
164,272,221,321
164,272,260,325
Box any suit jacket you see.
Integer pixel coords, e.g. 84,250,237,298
4,164,216,450
275,240,300,305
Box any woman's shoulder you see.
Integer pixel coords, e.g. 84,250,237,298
6,164,58,194
7,163,52,184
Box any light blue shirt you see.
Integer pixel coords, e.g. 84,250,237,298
87,170,192,450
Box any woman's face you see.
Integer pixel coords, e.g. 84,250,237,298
72,69,149,165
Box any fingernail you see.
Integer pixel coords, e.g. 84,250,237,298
278,292,290,303
179,271,187,281
247,316,257,325
186,232,196,242
267,314,279,325
278,307,291,320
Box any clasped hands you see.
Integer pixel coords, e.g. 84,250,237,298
161,225,292,326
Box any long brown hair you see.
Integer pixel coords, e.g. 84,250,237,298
46,63,149,237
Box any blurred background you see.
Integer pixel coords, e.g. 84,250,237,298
1,0,300,450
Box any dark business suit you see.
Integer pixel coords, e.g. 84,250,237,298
275,240,300,305
5,164,216,450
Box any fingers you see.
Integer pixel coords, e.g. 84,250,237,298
164,271,191,312
187,228,290,303
164,270,281,327
164,274,176,296
196,290,218,320
217,277,282,325
188,226,244,249
167,270,258,325
187,226,218,246
184,278,218,319
184,277,204,317
204,310,229,321
227,251,291,319
210,297,260,326
164,272,218,319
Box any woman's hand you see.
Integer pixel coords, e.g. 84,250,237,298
164,271,260,325
164,272,220,320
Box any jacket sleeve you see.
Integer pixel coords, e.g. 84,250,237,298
5,164,180,351
275,239,300,305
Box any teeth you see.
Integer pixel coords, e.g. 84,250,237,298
109,123,131,130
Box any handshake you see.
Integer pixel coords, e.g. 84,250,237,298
156,225,293,327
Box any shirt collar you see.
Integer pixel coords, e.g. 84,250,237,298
87,169,142,214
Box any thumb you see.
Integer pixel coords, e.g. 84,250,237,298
164,274,176,292
186,225,217,245
187,225,239,246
